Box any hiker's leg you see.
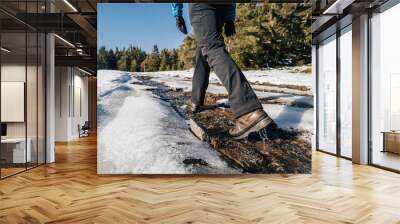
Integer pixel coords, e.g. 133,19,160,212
189,3,263,118
191,46,210,106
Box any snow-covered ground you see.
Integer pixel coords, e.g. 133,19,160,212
97,70,239,174
98,68,313,174
263,104,313,131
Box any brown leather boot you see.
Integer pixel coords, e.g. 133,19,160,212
229,109,273,140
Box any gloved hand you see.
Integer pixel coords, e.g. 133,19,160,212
224,20,236,37
175,16,188,35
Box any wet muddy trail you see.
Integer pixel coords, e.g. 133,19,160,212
135,75,311,174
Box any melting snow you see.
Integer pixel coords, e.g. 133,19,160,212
97,70,239,174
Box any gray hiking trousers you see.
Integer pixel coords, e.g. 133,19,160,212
189,3,263,118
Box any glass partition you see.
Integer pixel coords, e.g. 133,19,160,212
0,1,46,179
1,31,28,177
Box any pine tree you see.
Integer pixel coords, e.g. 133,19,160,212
141,45,161,72
97,46,108,69
129,46,146,72
160,49,172,71
170,49,179,70
178,35,197,69
107,49,117,70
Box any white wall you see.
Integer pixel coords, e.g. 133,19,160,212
1,64,25,81
55,67,89,141
72,72,89,137
55,66,69,141
1,64,33,138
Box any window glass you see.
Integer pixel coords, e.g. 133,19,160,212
371,3,400,171
317,35,337,154
339,26,352,158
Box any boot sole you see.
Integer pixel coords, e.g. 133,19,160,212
232,117,272,140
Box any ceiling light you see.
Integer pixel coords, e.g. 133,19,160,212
76,48,85,55
54,34,75,48
63,0,78,12
1,47,11,53
322,0,355,15
78,67,92,76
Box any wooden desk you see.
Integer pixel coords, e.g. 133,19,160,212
1,138,31,163
382,131,400,154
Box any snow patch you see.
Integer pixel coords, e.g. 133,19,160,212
98,70,239,174
263,104,313,131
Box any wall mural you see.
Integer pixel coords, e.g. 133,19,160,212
97,3,312,174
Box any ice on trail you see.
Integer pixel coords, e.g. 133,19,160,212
98,70,239,174
97,70,139,126
140,66,312,91
239,68,312,88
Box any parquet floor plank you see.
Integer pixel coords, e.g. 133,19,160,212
0,135,399,223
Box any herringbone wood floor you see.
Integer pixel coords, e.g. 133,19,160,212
0,135,400,224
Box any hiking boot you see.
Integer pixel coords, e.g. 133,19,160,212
229,109,273,140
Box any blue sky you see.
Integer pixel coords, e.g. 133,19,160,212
97,3,192,53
